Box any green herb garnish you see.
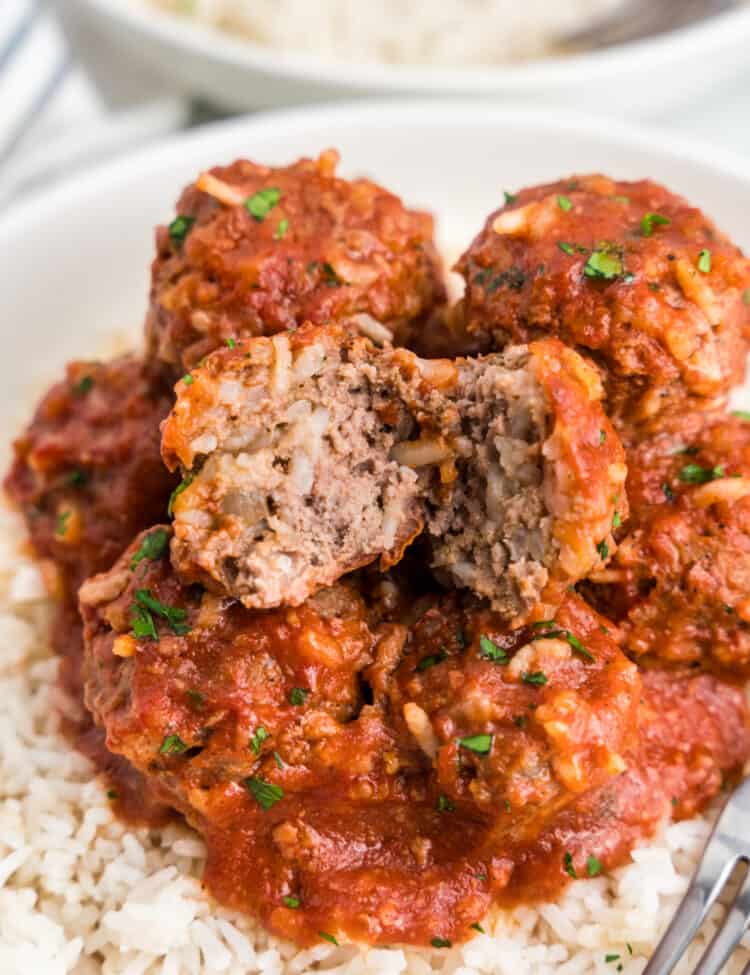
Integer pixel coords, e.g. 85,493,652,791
663,482,675,502
732,410,750,421
557,195,573,212
159,734,187,755
130,527,169,570
274,218,289,240
479,634,508,664
558,241,575,255
186,689,205,709
504,191,517,205
55,510,71,536
283,895,300,909
522,671,548,686
563,852,577,878
640,212,670,237
416,651,447,672
458,734,493,754
168,474,194,517
73,375,94,396
250,726,269,755
679,463,724,484
65,467,87,487
584,249,622,280
605,954,620,963
182,374,194,385
587,854,603,876
226,337,237,349
319,932,339,946
698,249,712,273
431,937,452,949
245,187,281,221
244,776,284,810
612,511,622,529
289,687,309,706
597,539,609,560
470,922,485,934
437,794,455,812
168,214,195,244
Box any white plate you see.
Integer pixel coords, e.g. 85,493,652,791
1,101,750,427
61,0,750,117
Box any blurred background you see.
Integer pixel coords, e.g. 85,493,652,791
4,0,750,209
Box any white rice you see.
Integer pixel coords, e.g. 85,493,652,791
1,492,750,974
145,0,622,67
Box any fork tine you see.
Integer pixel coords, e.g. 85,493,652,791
642,779,750,975
691,866,750,975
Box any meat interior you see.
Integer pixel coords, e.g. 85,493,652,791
163,322,624,622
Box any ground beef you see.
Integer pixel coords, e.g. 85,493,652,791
161,322,626,623
146,150,446,374
456,174,750,434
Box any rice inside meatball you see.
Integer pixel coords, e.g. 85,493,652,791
147,150,446,373
161,321,626,624
456,174,750,432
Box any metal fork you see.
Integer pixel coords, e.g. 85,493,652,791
560,0,737,52
643,776,750,975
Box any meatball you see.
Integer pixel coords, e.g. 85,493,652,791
584,410,750,670
162,322,626,623
388,592,640,820
147,150,446,373
4,355,177,605
457,175,750,430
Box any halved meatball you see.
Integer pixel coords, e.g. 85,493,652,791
4,355,177,605
389,592,640,821
584,410,750,671
161,322,626,623
147,150,446,373
457,175,750,431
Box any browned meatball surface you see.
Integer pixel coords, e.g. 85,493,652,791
162,322,626,624
457,175,750,431
4,355,177,605
584,410,750,672
147,151,446,373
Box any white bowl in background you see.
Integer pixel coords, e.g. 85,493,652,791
1,101,749,427
60,0,750,117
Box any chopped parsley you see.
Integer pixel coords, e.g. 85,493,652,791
274,218,289,240
131,588,190,639
65,467,87,487
437,793,455,813
245,187,281,221
503,190,518,205
244,776,284,810
168,214,195,244
558,241,575,255
627,943,633,955
319,932,339,946
226,337,237,349
698,249,712,273
130,527,169,570
605,954,620,964
532,623,594,662
513,714,527,729
107,789,118,800
274,751,285,769
182,374,194,385
478,634,508,664
159,734,187,755
73,374,94,396
522,671,548,686
679,463,724,484
584,249,623,280
289,687,309,706
322,262,344,287
458,734,493,755
186,689,205,709
732,410,750,421
563,852,577,878
663,482,675,502
470,923,485,934
612,511,622,529
431,937,452,949
55,510,71,536
478,266,527,292
167,474,194,517
597,539,609,560
612,195,630,205
599,429,607,444
250,726,269,755
282,895,300,909
587,854,603,877
640,212,670,237
416,651,447,672
557,194,573,212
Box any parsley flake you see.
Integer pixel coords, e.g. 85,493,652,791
471,923,485,934
131,588,190,639
226,337,237,349
698,249,712,273
679,463,724,484
563,852,577,878
182,374,194,385
522,671,548,686
597,539,609,560
612,511,622,529
283,895,300,909
250,726,269,755
73,375,94,396
289,687,309,706
168,474,194,517
416,651,447,672
479,634,508,664
186,689,205,709
130,528,169,570
504,191,518,205
640,212,670,237
274,218,289,240
732,410,750,422
245,187,281,222
244,776,284,810
558,241,575,255
557,194,573,212
55,510,71,536
107,789,118,800
319,932,339,946
159,734,187,755
65,467,87,487
599,429,607,444
587,854,603,876
431,937,452,949
605,954,620,964
584,249,622,280
168,214,195,244
458,734,493,755
663,482,675,502
437,794,455,813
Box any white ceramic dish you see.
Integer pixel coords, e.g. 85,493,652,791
2,101,750,427
60,0,750,117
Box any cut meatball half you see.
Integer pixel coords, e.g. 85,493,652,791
161,321,627,623
388,591,641,822
147,150,446,374
457,175,750,433
584,409,750,672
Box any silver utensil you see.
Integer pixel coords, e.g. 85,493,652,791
560,0,736,52
643,776,750,975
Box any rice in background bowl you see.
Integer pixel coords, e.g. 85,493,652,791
146,0,622,66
